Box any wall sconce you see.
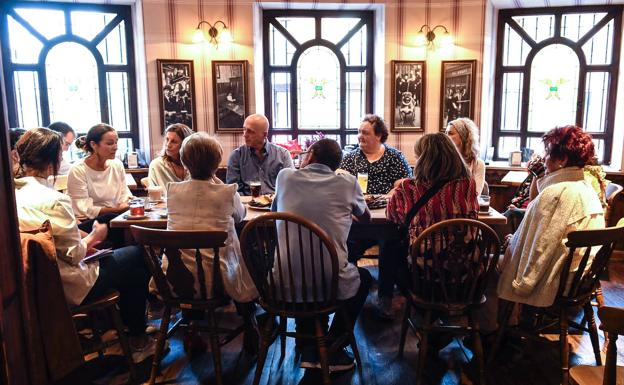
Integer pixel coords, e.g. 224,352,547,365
192,20,232,47
414,24,453,48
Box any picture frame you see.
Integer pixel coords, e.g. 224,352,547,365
440,59,477,130
156,59,197,133
212,60,249,132
391,60,426,132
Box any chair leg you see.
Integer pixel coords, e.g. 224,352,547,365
583,303,602,366
488,301,513,366
560,308,570,385
416,310,432,385
149,305,172,385
398,300,411,358
339,308,362,370
207,309,223,385
279,315,287,360
252,312,275,385
314,316,331,385
470,311,486,385
107,305,137,382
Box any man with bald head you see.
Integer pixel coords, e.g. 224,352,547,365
226,113,293,195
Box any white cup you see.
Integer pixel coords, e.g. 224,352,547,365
147,186,163,202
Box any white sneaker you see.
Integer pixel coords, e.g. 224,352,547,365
372,295,394,320
130,336,169,363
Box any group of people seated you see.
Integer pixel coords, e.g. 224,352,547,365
8,109,609,372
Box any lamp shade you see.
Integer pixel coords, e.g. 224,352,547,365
192,28,206,43
220,28,232,44
414,31,428,47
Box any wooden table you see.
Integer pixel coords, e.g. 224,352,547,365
110,196,507,242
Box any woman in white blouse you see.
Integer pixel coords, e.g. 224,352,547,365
67,124,132,245
147,123,193,189
13,127,156,362
446,118,486,194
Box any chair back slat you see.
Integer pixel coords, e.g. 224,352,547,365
597,306,624,385
130,225,228,304
410,219,500,310
557,221,624,302
240,212,340,314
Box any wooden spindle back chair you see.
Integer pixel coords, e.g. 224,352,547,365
130,225,243,385
240,212,359,385
398,218,501,385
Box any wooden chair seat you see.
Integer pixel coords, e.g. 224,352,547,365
571,366,624,385
71,290,120,314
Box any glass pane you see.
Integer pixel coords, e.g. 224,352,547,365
346,134,358,145
562,12,607,42
14,8,65,40
46,42,101,132
297,46,340,130
498,136,521,159
512,15,554,43
106,72,130,132
503,23,531,66
71,10,118,42
593,139,604,163
340,25,366,66
271,134,292,145
528,44,579,133
526,137,545,156
269,23,295,66
346,71,366,129
271,72,291,129
582,20,614,65
13,71,42,128
116,138,133,158
7,15,43,64
321,17,360,44
500,72,523,131
584,72,609,133
97,20,127,65
275,17,315,44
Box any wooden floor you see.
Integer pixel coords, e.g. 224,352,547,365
64,261,624,385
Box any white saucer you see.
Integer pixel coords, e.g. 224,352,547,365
478,208,493,215
123,214,148,220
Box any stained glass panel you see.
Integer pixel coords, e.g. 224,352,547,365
512,15,554,43
297,46,340,130
528,44,579,132
500,72,523,131
47,42,101,131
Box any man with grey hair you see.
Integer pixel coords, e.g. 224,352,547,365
226,113,293,195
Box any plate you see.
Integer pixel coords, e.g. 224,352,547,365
123,214,148,220
159,213,168,218
247,203,271,211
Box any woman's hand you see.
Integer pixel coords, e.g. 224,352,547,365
84,220,108,250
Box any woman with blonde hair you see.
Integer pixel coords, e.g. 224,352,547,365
148,123,194,188
446,118,486,194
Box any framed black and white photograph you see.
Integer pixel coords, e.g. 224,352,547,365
212,60,248,132
391,60,426,132
440,60,476,130
157,59,197,133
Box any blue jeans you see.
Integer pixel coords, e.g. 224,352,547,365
81,245,150,336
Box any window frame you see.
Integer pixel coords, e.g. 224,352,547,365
262,9,374,147
0,1,139,147
492,5,622,164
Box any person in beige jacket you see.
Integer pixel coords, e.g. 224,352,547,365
497,125,605,308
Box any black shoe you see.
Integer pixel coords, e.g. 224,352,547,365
328,347,355,373
300,346,320,369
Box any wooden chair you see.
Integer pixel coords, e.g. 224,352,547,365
605,183,622,227
570,306,624,385
397,219,501,385
489,219,624,385
130,225,244,385
239,212,361,385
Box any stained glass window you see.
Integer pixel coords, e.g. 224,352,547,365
263,10,373,148
493,6,621,164
1,2,138,154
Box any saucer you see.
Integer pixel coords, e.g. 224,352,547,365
123,214,148,220
478,208,493,215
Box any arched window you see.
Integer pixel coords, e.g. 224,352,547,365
1,2,138,154
492,6,622,164
263,10,374,147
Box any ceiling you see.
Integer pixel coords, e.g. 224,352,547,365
490,0,624,9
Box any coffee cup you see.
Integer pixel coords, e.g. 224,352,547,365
148,186,163,202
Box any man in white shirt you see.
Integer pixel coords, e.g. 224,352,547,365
48,121,76,175
271,138,372,372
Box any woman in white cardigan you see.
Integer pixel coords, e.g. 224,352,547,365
446,118,486,194
147,123,193,189
497,125,605,308
67,123,132,246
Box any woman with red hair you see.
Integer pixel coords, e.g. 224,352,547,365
497,125,605,308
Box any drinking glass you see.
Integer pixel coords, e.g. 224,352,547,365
357,172,369,194
478,195,491,214
249,181,262,198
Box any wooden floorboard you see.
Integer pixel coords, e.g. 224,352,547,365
69,261,624,385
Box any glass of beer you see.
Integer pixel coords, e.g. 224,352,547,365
478,195,491,214
357,172,369,194
249,181,262,198
129,199,145,217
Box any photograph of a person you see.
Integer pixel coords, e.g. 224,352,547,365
391,60,425,132
157,59,197,133
440,60,476,130
212,60,248,132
